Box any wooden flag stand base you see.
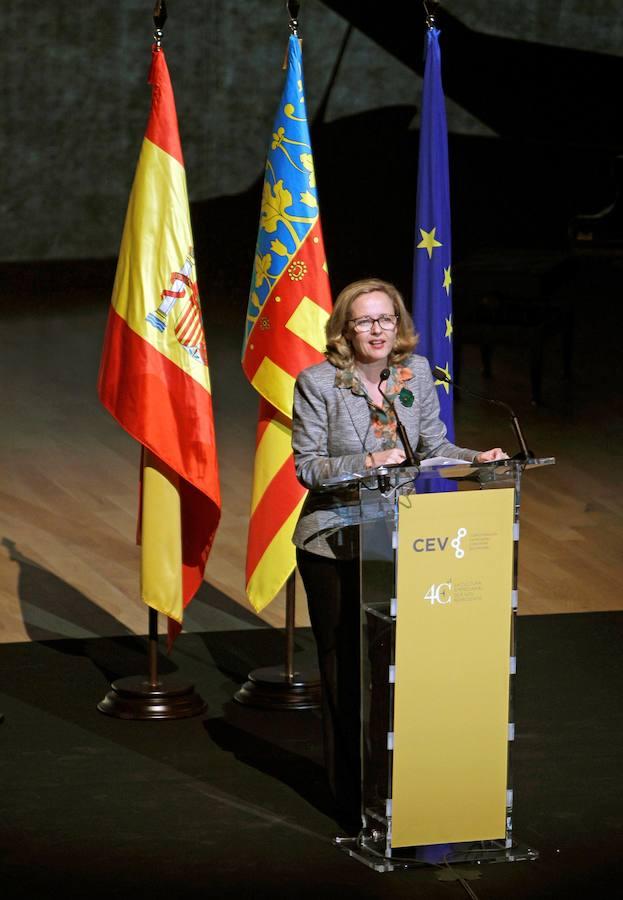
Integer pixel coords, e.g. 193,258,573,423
234,573,320,710
97,608,206,720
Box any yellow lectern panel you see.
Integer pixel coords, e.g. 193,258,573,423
392,488,514,848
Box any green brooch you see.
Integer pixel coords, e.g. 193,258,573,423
399,388,414,407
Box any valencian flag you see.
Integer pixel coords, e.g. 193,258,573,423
242,35,332,612
98,47,221,644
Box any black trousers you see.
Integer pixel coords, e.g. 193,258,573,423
296,548,361,824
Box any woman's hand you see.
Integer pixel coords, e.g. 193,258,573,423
474,448,509,463
366,448,407,468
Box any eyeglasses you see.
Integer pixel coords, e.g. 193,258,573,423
349,314,399,334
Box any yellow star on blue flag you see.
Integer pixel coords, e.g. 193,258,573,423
417,227,443,259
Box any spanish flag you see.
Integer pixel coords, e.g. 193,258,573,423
242,36,332,612
98,47,221,643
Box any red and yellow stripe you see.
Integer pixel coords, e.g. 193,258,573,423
243,221,331,418
243,228,331,611
245,400,307,611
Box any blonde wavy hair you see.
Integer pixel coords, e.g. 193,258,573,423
325,278,418,369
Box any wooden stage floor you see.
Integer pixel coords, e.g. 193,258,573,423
1,259,622,642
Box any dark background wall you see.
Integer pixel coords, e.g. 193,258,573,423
2,0,622,289
1,0,418,263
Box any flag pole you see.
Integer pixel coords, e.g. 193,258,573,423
98,605,207,719
97,1,209,719
285,572,295,680
234,572,320,709
148,606,159,686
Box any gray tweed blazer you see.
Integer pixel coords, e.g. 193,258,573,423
291,354,479,559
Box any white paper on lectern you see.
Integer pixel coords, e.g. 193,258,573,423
419,456,469,467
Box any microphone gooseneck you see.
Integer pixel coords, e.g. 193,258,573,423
431,366,533,460
378,369,418,467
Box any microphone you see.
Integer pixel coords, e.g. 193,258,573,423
378,368,419,467
431,366,533,460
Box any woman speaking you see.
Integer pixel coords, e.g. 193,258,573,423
291,277,506,832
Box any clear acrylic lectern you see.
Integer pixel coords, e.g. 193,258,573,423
320,458,554,872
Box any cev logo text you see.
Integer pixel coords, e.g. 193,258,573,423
413,527,468,559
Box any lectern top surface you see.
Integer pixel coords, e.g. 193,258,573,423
318,457,555,490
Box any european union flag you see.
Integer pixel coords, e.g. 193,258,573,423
412,28,454,445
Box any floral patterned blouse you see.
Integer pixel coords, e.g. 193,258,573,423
334,365,414,449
